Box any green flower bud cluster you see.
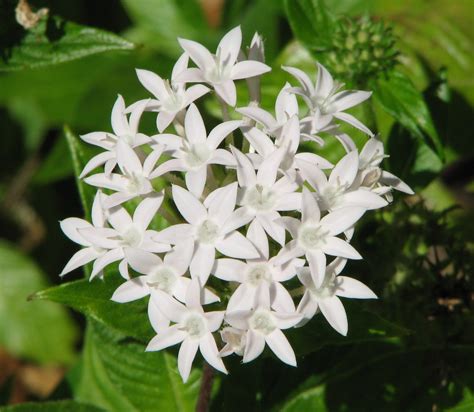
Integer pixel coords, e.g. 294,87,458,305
321,16,398,85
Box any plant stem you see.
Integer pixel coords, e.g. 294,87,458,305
195,362,215,412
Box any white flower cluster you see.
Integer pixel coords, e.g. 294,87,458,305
60,27,413,382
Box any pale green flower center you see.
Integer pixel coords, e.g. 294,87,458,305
184,143,211,169
244,184,277,212
309,273,337,299
182,313,207,339
126,172,149,194
249,309,276,335
121,226,142,248
298,224,329,250
147,266,176,293
246,263,271,286
318,184,347,210
197,219,220,244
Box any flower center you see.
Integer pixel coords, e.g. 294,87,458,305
309,273,337,299
126,172,149,194
318,184,346,210
298,223,329,250
249,309,276,335
182,313,207,339
243,184,277,212
246,263,271,286
121,226,142,248
183,143,211,169
147,266,176,293
196,219,220,244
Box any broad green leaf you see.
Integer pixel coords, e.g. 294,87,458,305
284,0,335,51
0,400,104,412
121,0,215,56
64,126,97,219
373,69,444,160
0,241,77,364
32,275,152,342
0,16,134,72
72,321,201,412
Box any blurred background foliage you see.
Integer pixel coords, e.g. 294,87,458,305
0,0,473,411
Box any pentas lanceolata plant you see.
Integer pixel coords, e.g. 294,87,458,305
60,26,413,382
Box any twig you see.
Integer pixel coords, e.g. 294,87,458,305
195,362,215,412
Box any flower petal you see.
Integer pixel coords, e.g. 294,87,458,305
146,324,187,351
124,248,161,274
185,167,207,198
307,249,326,288
217,26,242,66
207,120,242,150
231,60,271,80
178,38,215,71
111,276,149,302
321,237,362,260
243,330,265,363
184,103,207,144
328,150,359,187
190,243,215,282
172,185,207,224
133,193,164,231
318,296,348,336
212,258,245,282
336,276,377,299
215,231,259,259
214,80,237,107
333,112,373,136
320,207,365,236
199,333,228,374
136,69,168,100
265,329,297,366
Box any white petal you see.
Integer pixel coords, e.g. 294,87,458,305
257,213,286,247
153,224,193,244
318,296,348,336
307,250,326,288
296,291,318,321
221,207,254,234
183,84,211,106
237,107,276,131
214,80,237,107
217,26,242,66
174,68,206,83
215,231,259,259
60,218,92,247
157,111,176,132
79,152,115,179
298,161,328,192
107,205,133,232
275,83,299,123
164,239,194,275
314,63,334,99
282,66,315,97
272,240,304,266
102,192,135,209
152,133,183,152
177,338,200,384
136,69,168,100
212,258,245,281
143,147,164,177
79,227,120,249
178,38,215,71
336,276,377,299
84,173,128,192
111,95,129,136
185,167,207,198
172,53,189,80
148,299,170,333
184,103,207,144
185,277,202,309
275,192,302,211
257,148,284,187
172,185,207,224
225,310,250,330
302,187,320,223
190,243,215,282
380,171,414,195
207,120,242,149
124,248,161,274
295,152,333,169
340,190,388,210
209,149,236,166
111,277,149,302
91,249,124,278
265,329,297,366
116,140,143,176
199,333,228,374
270,282,295,312
133,193,164,231
329,150,359,187
320,207,365,236
151,289,187,323
207,182,238,223
241,126,275,156
243,330,266,363
60,247,98,276
333,112,373,136
204,311,225,332
231,146,256,187
330,90,372,112
322,237,362,260
231,60,271,80
146,325,187,351
247,219,269,260
150,159,187,178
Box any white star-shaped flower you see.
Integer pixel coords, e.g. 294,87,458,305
146,278,227,382
355,136,414,201
84,140,164,208
231,146,301,245
176,26,271,106
153,183,259,283
133,53,210,132
79,95,151,178
225,286,302,366
213,219,303,312
78,194,170,279
276,188,365,288
299,150,388,211
151,104,241,197
283,63,373,136
297,259,377,335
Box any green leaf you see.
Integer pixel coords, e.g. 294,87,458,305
64,126,97,219
0,241,77,364
284,0,335,51
287,301,409,356
121,0,215,56
0,15,134,72
0,400,104,412
373,70,445,160
72,321,201,412
32,275,152,342
34,136,74,184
